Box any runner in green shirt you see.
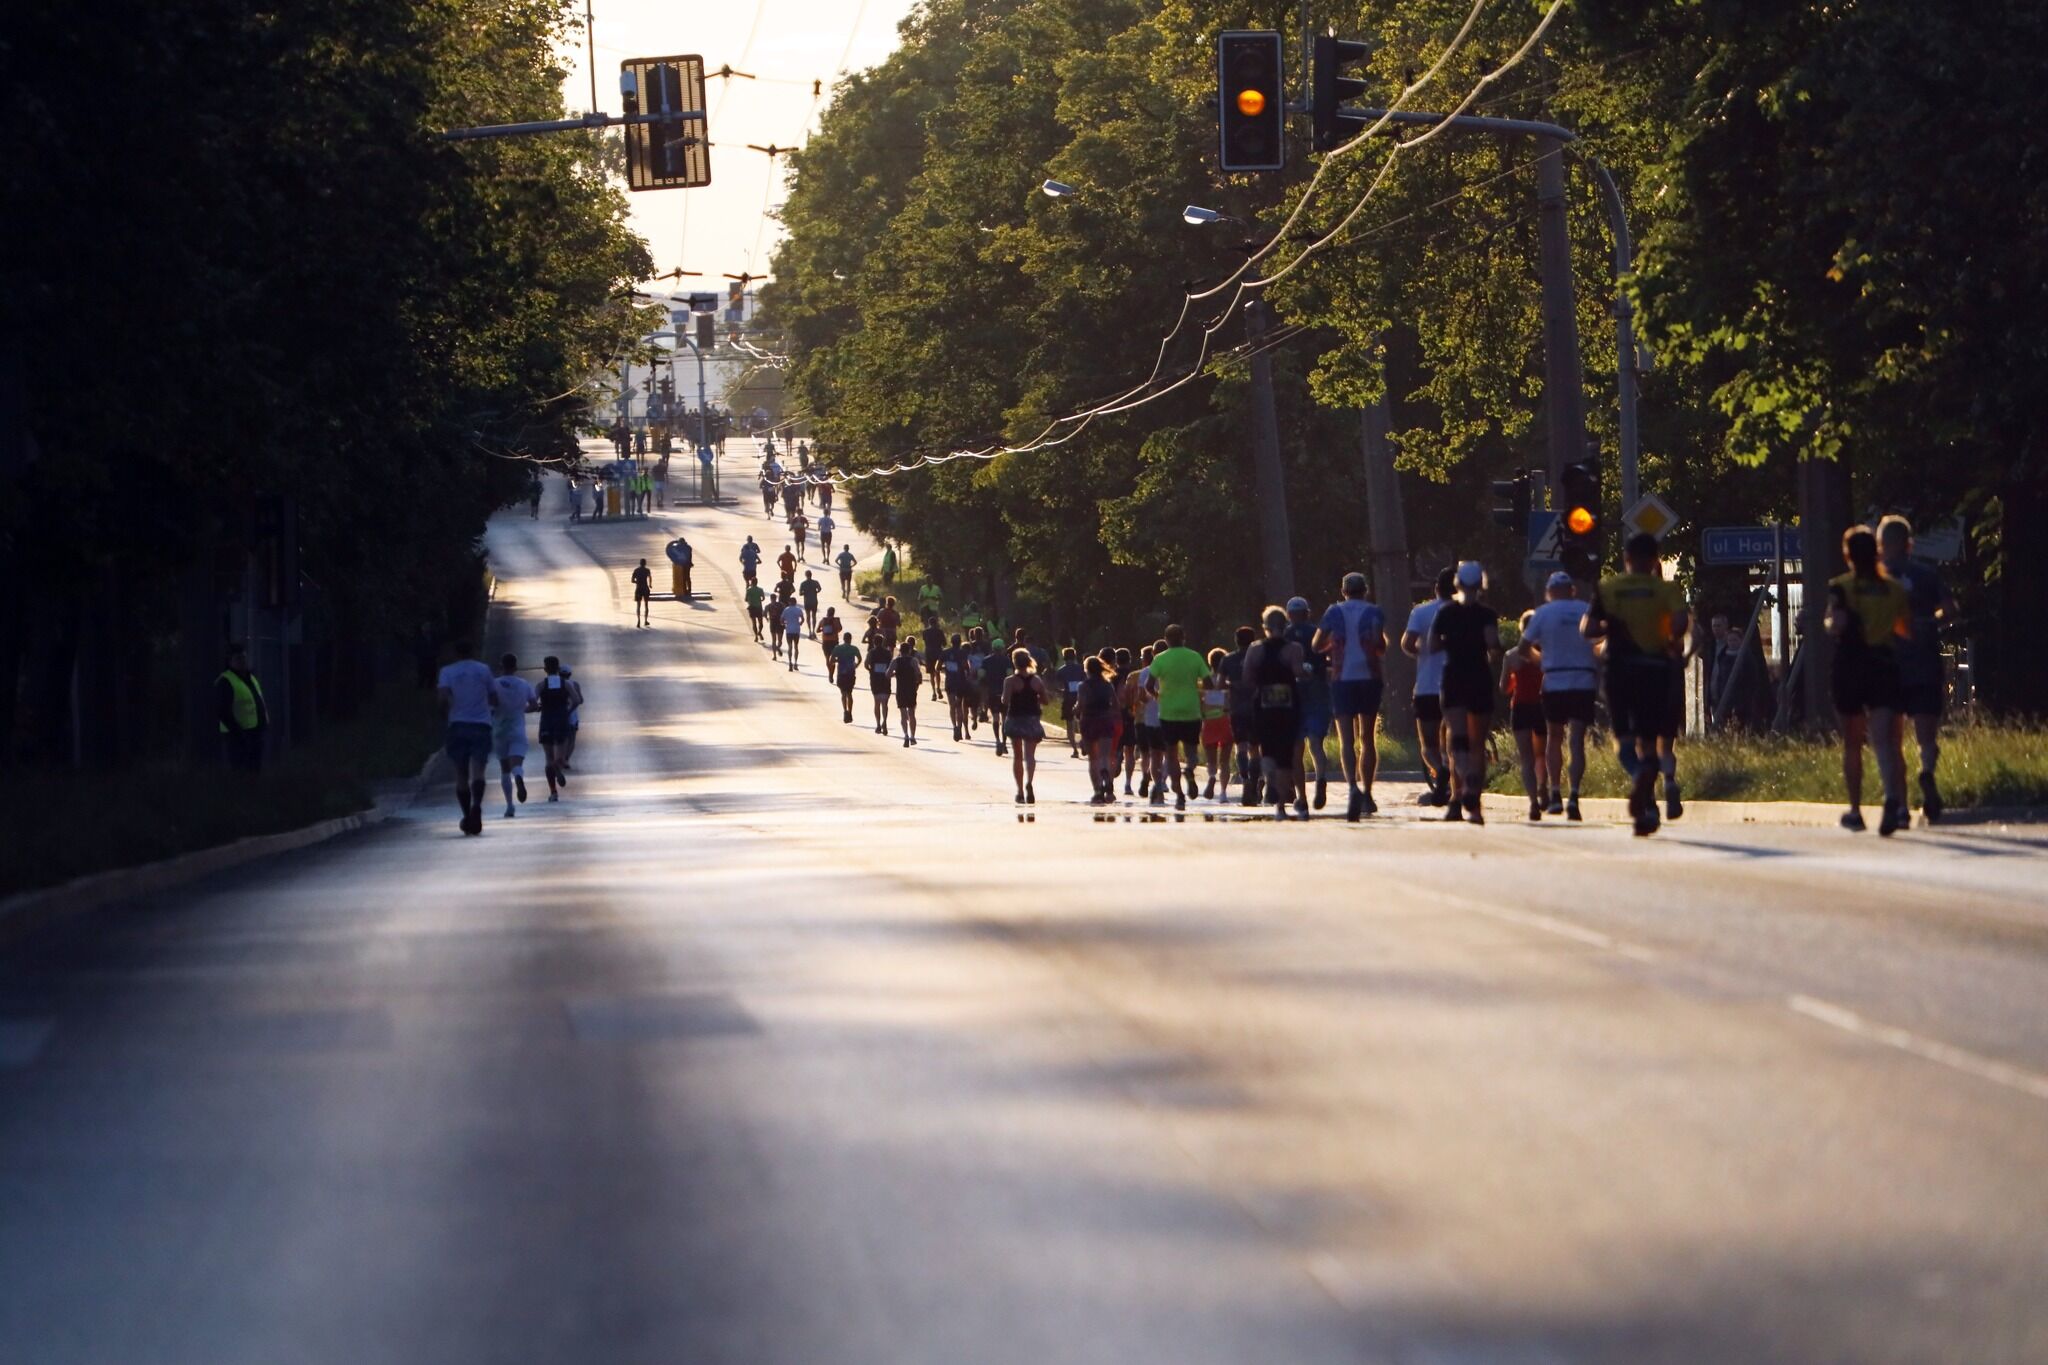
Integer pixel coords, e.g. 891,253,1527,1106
1147,624,1211,809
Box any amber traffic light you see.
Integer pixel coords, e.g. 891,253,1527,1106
1216,31,1286,172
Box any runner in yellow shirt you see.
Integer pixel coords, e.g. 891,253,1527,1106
1827,525,1911,834
1583,532,1690,836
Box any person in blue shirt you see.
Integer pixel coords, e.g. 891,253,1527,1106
1312,572,1388,821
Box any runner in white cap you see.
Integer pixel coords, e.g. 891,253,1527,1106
1520,570,1597,821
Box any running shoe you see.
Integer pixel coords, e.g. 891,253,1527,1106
1919,772,1943,823
1443,800,1464,822
1027,785,1036,804
1566,797,1582,823
1314,776,1328,810
1362,790,1378,817
1633,802,1660,837
515,774,527,802
1294,796,1309,819
1466,794,1485,826
1546,793,1564,816
1150,791,1166,807
1878,800,1904,837
1665,783,1684,821
1204,780,1217,800
503,805,516,819
1176,791,1186,811
549,790,559,803
1139,773,1150,798
1839,809,1865,832
1347,788,1364,823
1528,798,1543,822
1015,792,1026,804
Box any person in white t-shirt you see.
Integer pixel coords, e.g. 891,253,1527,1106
781,600,807,671
489,654,538,820
437,642,498,835
1400,568,1457,806
1313,571,1389,821
1520,570,1598,819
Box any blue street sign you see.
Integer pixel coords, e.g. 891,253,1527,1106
696,445,715,464
1702,525,1800,566
1525,509,1563,568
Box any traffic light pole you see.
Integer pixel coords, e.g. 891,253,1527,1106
1335,107,1641,509
1243,286,1296,602
441,109,702,142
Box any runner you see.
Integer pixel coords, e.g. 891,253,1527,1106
835,545,857,599
567,473,583,523
983,634,1014,757
776,544,798,587
1502,611,1549,821
1242,608,1306,819
1401,568,1456,806
799,571,823,636
819,608,843,667
438,640,497,835
760,467,776,517
1222,625,1261,806
744,580,767,641
1827,525,1911,835
1052,647,1086,757
1077,652,1122,803
944,634,973,740
818,510,836,559
557,664,584,771
534,655,574,803
892,637,923,747
739,535,762,587
818,478,833,515
490,654,537,819
1520,571,1596,821
922,613,947,699
1128,644,1159,797
790,507,809,557
1149,624,1210,810
1583,533,1690,836
1433,562,1502,825
1001,648,1050,803
1878,515,1957,823
874,595,902,648
964,632,991,738
831,630,862,723
1284,598,1333,811
768,585,788,660
1115,647,1140,794
781,597,807,671
630,558,653,628
1313,572,1388,821
867,635,895,734
1199,650,1233,800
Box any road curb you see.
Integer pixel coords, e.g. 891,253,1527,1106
0,752,444,948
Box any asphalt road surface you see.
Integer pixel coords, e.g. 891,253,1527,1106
5,445,2047,1364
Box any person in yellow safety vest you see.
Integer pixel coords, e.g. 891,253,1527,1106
639,470,654,514
217,642,268,773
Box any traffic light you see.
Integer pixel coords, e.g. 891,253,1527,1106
1216,31,1286,172
696,311,714,352
1311,35,1373,152
619,56,711,191
1490,468,1531,531
1558,458,1603,578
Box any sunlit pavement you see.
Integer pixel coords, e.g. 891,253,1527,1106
4,442,2046,1364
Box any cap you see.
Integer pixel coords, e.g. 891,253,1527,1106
1456,560,1485,588
1546,570,1574,590
1286,596,1311,614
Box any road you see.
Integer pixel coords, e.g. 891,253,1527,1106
5,441,2047,1364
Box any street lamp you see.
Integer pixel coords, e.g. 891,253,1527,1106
1181,204,1230,226
1041,179,1077,198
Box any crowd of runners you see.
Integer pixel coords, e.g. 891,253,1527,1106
435,646,586,835
729,514,1956,837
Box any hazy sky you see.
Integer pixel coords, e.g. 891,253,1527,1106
558,0,921,288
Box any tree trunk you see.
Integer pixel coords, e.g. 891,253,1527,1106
1361,400,1415,745
1798,456,1850,733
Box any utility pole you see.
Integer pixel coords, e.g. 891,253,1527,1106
1534,141,1587,489
1243,284,1295,602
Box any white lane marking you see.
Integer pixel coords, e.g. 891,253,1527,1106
1456,900,1657,963
1786,994,2048,1103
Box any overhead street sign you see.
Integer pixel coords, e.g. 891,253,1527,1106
1623,493,1679,540
1702,525,1801,565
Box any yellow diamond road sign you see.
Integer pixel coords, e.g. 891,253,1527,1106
1623,493,1679,540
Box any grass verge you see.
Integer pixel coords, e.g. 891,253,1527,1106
0,689,441,898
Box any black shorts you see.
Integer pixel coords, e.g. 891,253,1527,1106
896,692,918,713
1898,678,1944,719
1541,689,1597,726
1510,702,1545,733
537,718,571,746
1607,658,1679,739
1413,694,1443,726
748,605,764,620
1118,718,1138,750
634,587,651,601
1440,667,1494,715
1139,724,1166,753
1158,718,1201,748
1832,646,1902,716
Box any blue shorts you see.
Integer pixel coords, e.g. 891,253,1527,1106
444,722,493,765
1298,689,1332,742
1331,678,1383,720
